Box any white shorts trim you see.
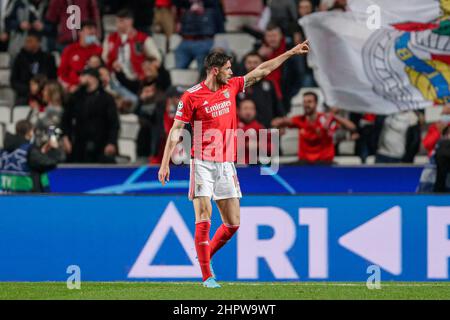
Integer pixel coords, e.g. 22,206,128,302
188,159,242,201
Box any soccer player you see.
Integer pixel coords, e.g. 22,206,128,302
158,40,310,288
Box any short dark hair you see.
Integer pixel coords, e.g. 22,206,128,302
303,91,318,103
16,120,33,137
81,20,97,30
27,30,42,41
117,8,133,19
265,23,282,33
204,52,232,72
243,51,263,63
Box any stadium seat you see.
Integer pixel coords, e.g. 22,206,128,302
103,15,116,34
120,114,140,140
366,156,376,165
414,155,429,165
170,69,199,87
0,53,10,69
0,105,11,123
214,33,256,62
0,69,10,87
118,139,137,162
287,105,304,117
5,122,15,134
280,128,299,156
153,33,167,55
169,34,182,52
52,51,61,67
164,52,176,70
225,15,259,32
0,87,16,107
278,155,298,164
0,106,11,124
338,140,355,155
334,156,362,165
12,105,31,123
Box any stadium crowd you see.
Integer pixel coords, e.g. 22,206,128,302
0,0,449,167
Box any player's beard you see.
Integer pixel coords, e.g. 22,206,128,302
216,73,229,86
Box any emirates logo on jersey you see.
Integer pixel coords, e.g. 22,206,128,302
222,90,230,99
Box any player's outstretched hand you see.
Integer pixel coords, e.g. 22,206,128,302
290,40,309,55
158,165,170,186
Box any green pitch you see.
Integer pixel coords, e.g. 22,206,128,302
0,282,448,300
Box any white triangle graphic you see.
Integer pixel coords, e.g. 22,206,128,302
128,202,201,278
338,206,402,275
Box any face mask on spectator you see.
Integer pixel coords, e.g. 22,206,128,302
84,35,98,45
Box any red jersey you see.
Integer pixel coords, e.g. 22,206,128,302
175,77,245,162
289,112,338,163
58,42,102,87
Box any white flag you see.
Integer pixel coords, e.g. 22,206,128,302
300,0,450,114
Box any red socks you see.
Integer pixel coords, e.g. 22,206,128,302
210,223,240,258
195,221,212,281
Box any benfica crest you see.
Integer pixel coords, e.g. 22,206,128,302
222,90,230,99
362,0,450,109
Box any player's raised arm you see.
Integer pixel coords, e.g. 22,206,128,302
158,120,186,186
244,40,310,88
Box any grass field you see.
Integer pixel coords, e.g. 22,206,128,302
0,282,448,300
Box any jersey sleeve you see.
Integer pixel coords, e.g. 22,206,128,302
174,92,194,123
289,116,303,129
229,76,245,94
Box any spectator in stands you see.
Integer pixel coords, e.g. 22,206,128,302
57,21,102,92
29,80,65,152
237,52,284,128
102,9,161,92
423,106,450,157
146,85,184,164
375,111,420,164
271,91,356,164
152,0,175,52
28,74,46,112
128,0,155,35
118,57,172,94
349,113,378,163
267,0,297,37
173,0,224,70
257,24,286,99
434,127,450,192
46,0,101,51
135,79,165,161
293,0,317,88
221,0,264,32
326,0,348,11
257,23,303,110
98,65,138,114
0,0,10,52
86,54,104,69
237,98,269,164
0,119,61,192
62,68,120,163
294,0,313,45
4,0,49,58
10,31,56,106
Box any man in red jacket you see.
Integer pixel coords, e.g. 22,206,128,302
103,9,161,87
57,21,102,92
272,91,356,164
237,98,269,164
